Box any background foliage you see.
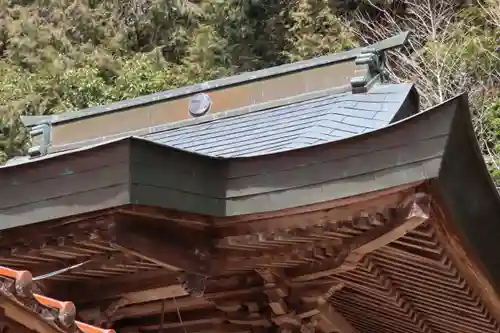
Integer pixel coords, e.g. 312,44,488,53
0,0,499,181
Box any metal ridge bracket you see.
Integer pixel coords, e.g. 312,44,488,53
27,123,52,158
350,48,385,94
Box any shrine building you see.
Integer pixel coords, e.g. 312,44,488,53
1,31,500,333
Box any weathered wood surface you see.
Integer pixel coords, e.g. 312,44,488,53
0,186,498,333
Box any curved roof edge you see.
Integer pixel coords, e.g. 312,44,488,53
0,92,482,224
429,94,500,319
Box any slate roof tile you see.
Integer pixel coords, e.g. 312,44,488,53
0,266,113,333
2,83,415,168
143,83,415,157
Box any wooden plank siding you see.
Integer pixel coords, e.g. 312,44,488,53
129,140,226,216
0,141,132,229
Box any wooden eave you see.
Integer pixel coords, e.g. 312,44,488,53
2,94,500,333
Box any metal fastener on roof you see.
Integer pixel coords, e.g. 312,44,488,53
189,93,212,117
27,123,51,158
350,49,384,94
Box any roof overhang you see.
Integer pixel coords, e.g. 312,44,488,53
1,93,492,221
3,93,500,333
5,92,500,288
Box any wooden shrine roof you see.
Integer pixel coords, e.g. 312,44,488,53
0,93,499,333
2,31,500,333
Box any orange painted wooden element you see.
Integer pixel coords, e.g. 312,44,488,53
0,265,112,333
0,266,32,283
34,293,76,315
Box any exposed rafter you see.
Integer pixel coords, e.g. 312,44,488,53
288,193,431,282
110,225,212,275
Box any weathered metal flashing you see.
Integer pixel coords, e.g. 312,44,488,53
27,123,52,158
15,83,414,160
20,31,410,128
350,48,385,94
18,84,351,157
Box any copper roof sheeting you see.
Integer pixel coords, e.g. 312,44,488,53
0,266,114,333
141,84,415,157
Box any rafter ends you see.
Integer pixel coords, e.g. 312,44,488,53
269,299,288,315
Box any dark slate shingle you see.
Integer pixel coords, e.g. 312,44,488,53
142,83,414,157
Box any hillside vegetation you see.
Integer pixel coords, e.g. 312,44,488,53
0,0,498,179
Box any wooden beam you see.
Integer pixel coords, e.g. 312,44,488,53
111,227,212,275
48,269,181,303
213,184,418,237
116,309,225,332
113,286,265,320
288,193,431,282
63,272,262,312
119,205,211,229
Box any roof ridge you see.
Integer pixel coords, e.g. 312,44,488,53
21,32,410,127
0,266,114,333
